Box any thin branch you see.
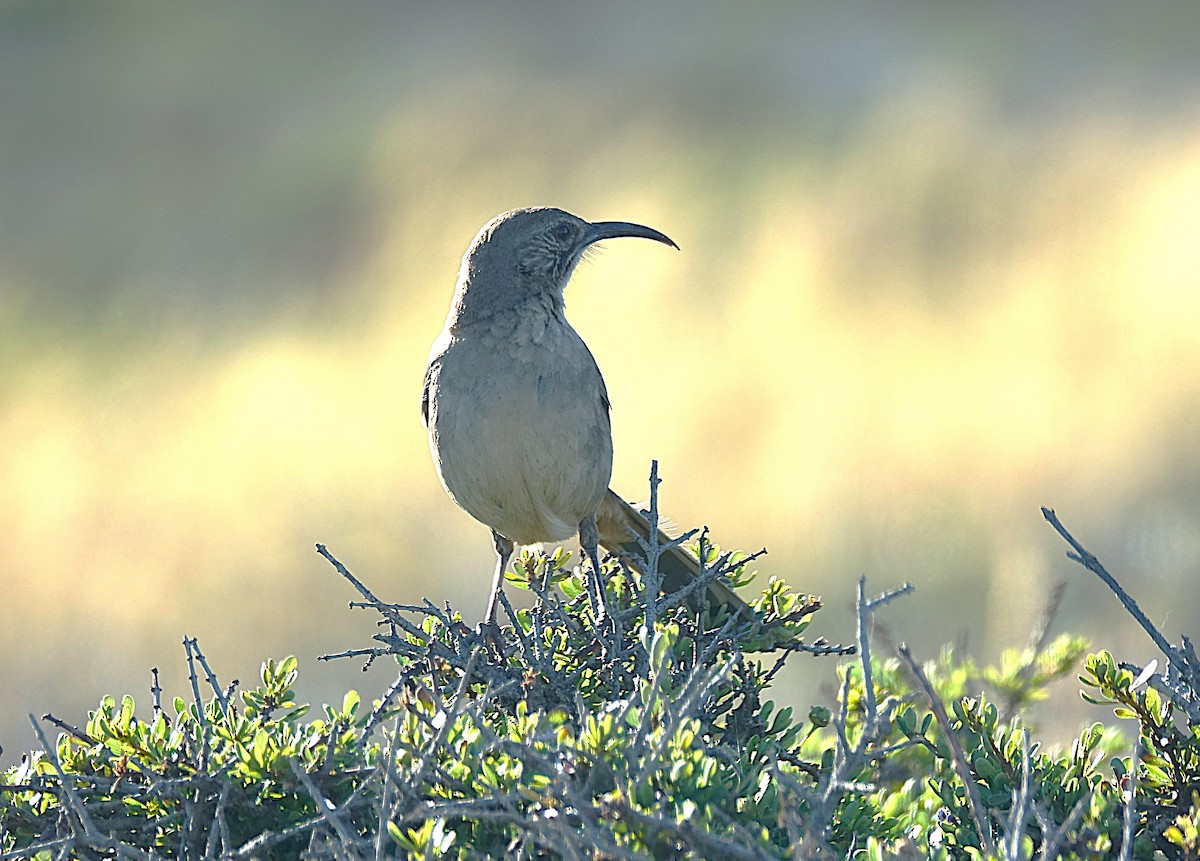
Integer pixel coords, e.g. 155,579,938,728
897,644,996,857
0,836,74,860
864,581,916,611
202,783,229,861
150,667,163,722
857,578,878,725
1004,730,1033,861
1118,735,1141,861
1041,508,1182,674
375,720,400,861
360,671,410,745
642,460,664,631
1036,786,1093,861
27,715,154,861
288,759,358,848
229,814,327,859
39,713,96,745
185,636,229,713
318,543,387,606
182,637,212,770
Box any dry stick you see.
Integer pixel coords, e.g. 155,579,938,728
185,636,229,713
695,606,748,668
642,460,664,632
1,836,74,860
150,667,163,721
215,782,233,860
1036,787,1094,861
655,545,765,618
851,580,913,744
497,587,534,656
374,720,401,861
1043,507,1200,726
857,578,879,722
288,759,358,849
39,713,95,745
803,580,911,852
0,780,58,793
317,543,387,606
831,664,854,771
230,814,327,859
38,713,157,785
1004,730,1033,861
319,646,392,668
635,657,736,789
1118,734,1141,861
761,640,848,687
318,542,434,655
202,783,229,861
403,646,486,805
222,679,240,707
27,715,154,861
349,603,427,642
32,837,79,860
897,644,997,857
182,637,212,771
361,671,410,747
1041,508,1185,676
1028,580,1067,654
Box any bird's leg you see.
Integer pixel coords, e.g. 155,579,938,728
578,515,609,625
482,530,515,633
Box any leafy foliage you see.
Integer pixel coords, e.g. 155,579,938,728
4,508,1200,859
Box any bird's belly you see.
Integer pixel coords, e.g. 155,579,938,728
428,353,612,546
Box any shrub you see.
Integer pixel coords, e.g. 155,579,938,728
3,493,1197,859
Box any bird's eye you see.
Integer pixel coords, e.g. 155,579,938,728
550,223,573,242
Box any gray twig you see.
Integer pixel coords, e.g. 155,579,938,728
1004,730,1033,861
1041,508,1181,674
185,636,229,713
1041,507,1200,719
27,715,154,861
182,636,212,770
1118,735,1141,861
288,759,358,848
150,667,163,721
1036,786,1093,861
642,460,664,631
897,643,996,857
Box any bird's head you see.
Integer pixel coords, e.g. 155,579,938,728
449,207,677,324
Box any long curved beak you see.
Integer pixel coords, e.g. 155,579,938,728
581,220,679,251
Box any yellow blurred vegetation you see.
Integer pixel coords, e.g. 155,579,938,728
3,14,1200,761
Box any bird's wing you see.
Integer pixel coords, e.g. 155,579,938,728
575,339,611,414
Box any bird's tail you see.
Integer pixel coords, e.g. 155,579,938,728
595,489,755,622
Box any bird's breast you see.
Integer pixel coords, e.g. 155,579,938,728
425,313,613,545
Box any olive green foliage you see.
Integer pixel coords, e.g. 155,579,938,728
3,521,1200,859
2,653,370,858
1080,650,1200,859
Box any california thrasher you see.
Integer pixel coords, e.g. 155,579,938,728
422,207,750,628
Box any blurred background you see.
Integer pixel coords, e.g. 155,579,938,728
3,1,1200,765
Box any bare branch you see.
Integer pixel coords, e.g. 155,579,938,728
897,644,996,857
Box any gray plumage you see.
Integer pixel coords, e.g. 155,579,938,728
422,207,677,626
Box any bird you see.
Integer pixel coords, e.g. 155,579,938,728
422,207,752,630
